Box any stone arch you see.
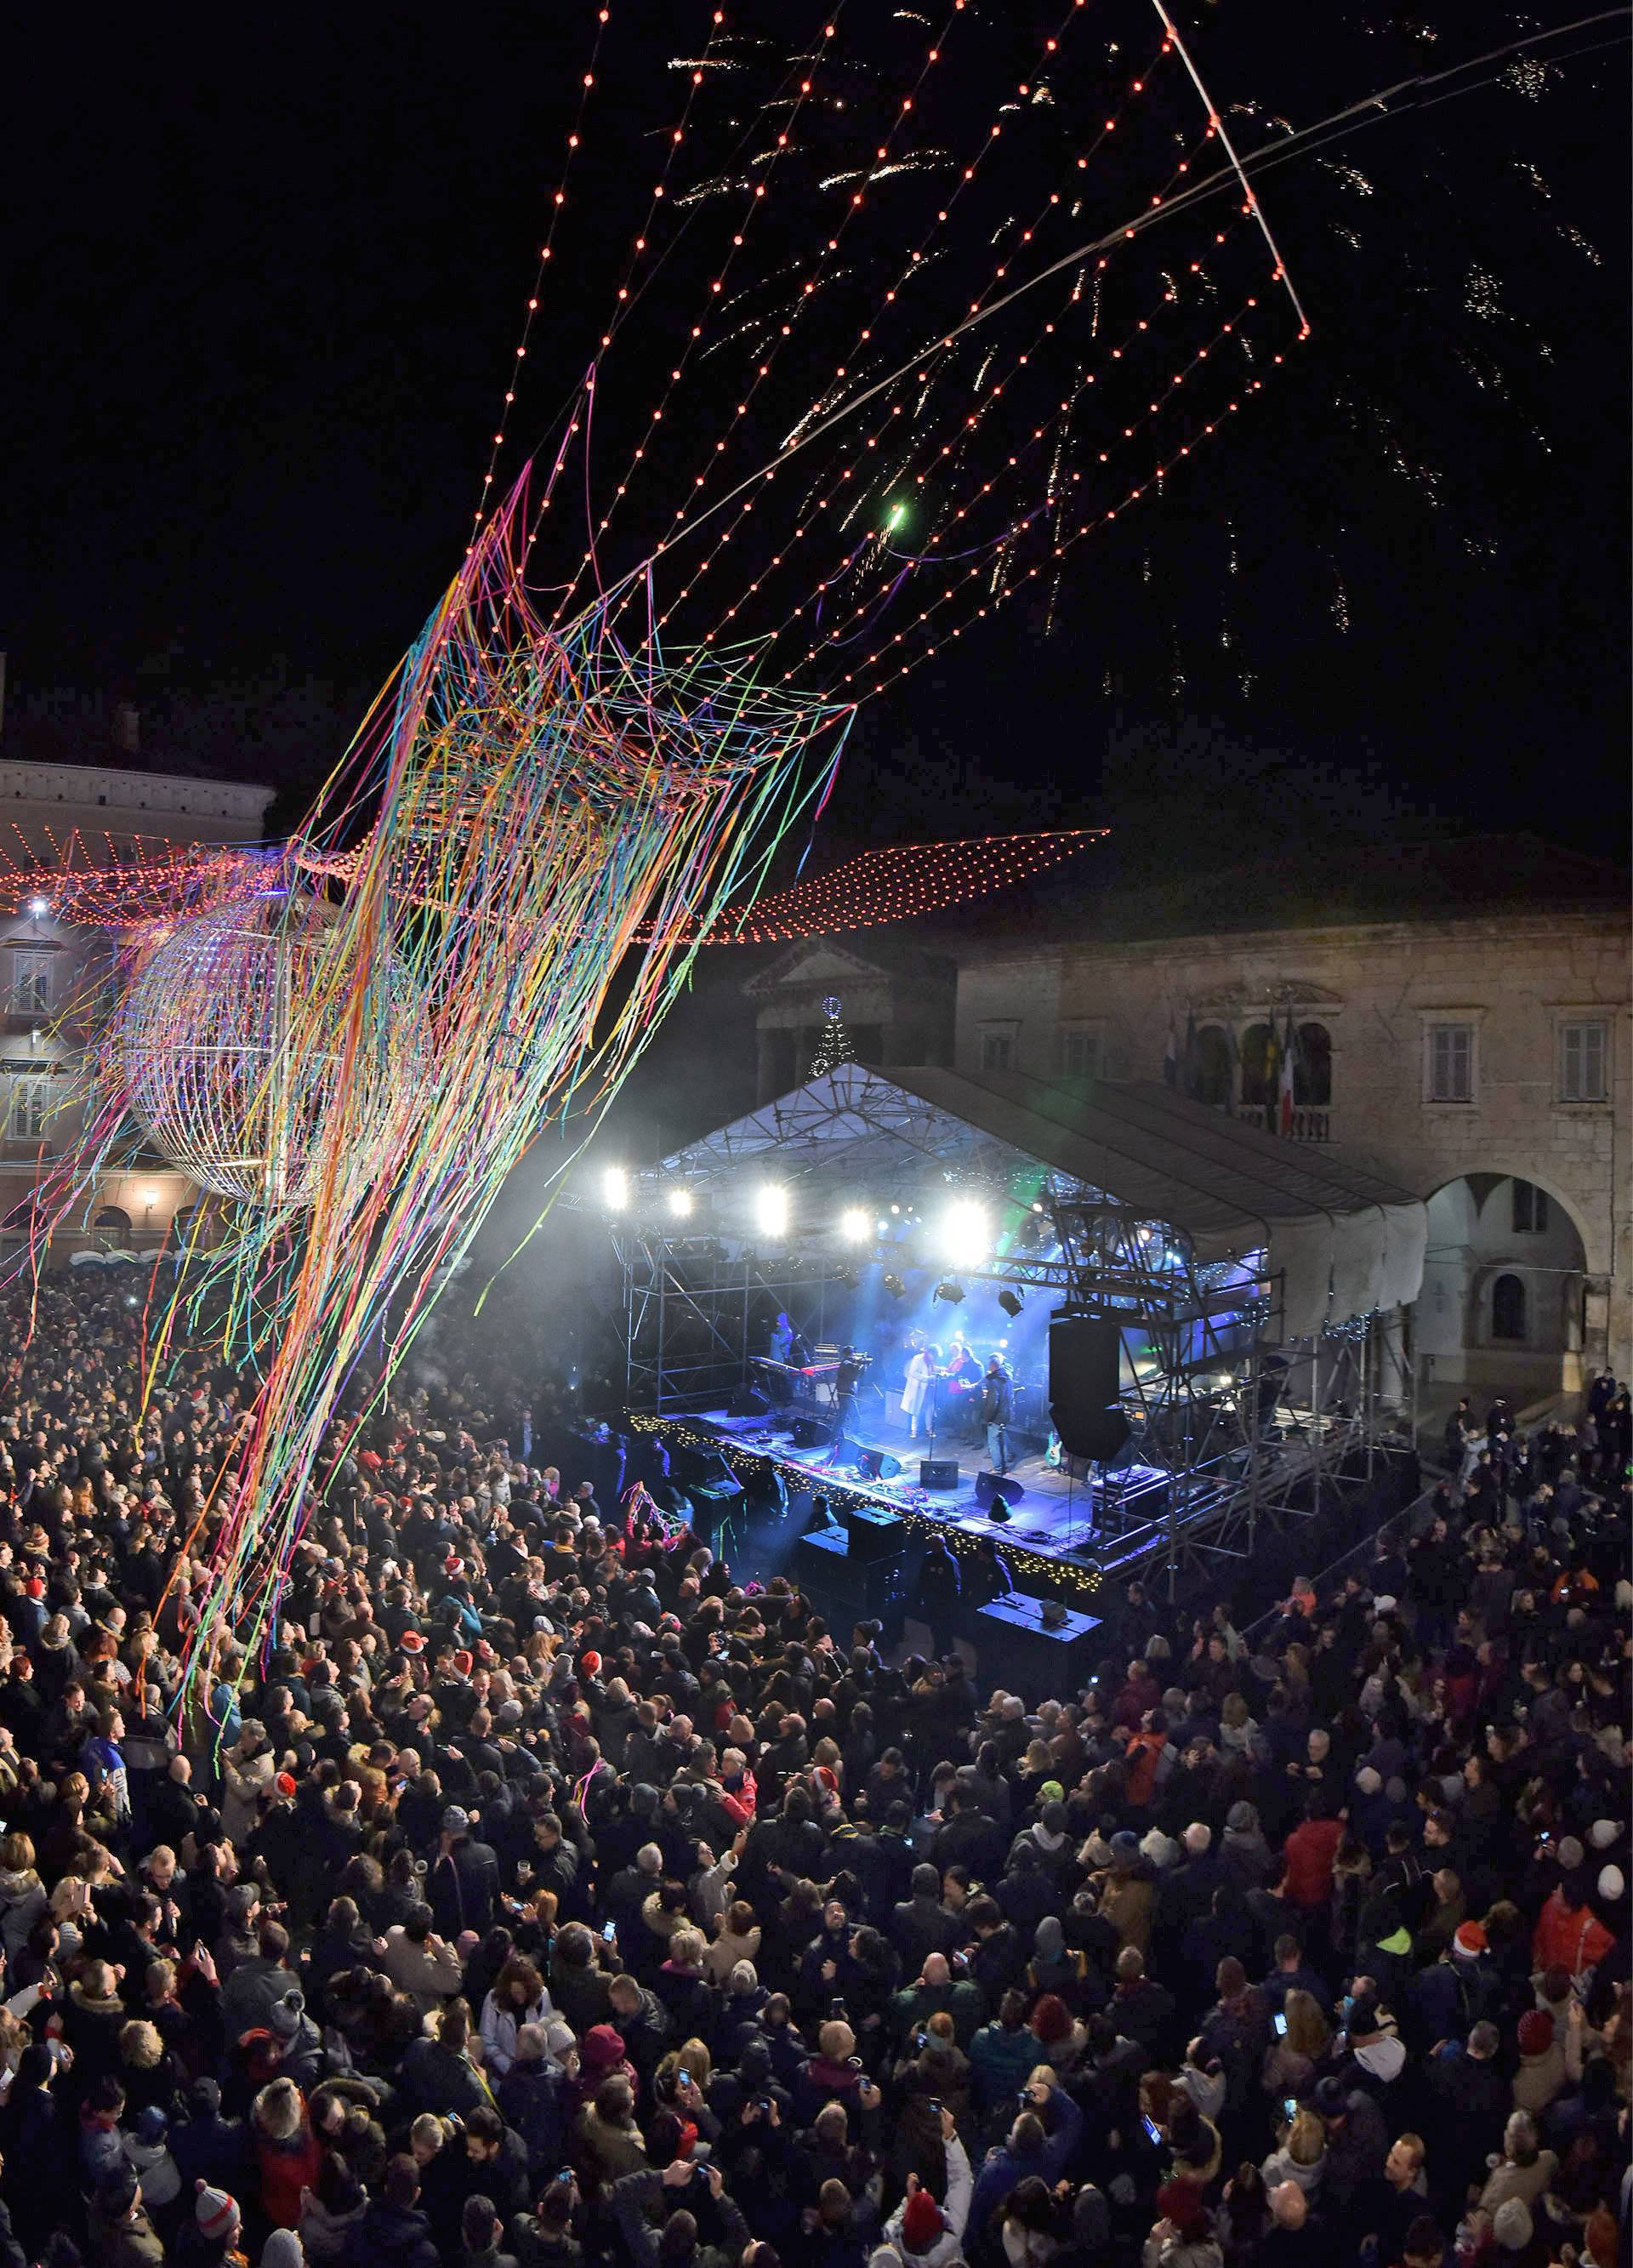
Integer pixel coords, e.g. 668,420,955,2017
1419,1169,1591,1408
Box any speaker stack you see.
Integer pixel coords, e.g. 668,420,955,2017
1048,1316,1133,1463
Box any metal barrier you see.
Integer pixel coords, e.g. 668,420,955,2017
1240,1478,1442,1650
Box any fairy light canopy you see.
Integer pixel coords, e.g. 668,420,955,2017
14,0,1313,1703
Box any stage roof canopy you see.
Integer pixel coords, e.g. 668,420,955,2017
630,1063,1425,1340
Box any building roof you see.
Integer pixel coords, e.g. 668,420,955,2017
639,1061,1425,1339
908,832,1630,951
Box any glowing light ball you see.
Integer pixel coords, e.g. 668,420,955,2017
119,894,422,1206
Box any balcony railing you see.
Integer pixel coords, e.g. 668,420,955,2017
1235,1105,1330,1143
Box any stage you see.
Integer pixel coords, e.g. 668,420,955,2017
636,1392,1364,1610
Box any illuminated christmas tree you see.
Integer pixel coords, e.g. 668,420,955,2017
808,994,856,1080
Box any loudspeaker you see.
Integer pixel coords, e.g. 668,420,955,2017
1048,1316,1133,1462
839,1500,908,1561
791,1416,829,1449
919,1458,959,1490
976,1469,1023,1511
855,1446,902,1481
727,1385,771,1418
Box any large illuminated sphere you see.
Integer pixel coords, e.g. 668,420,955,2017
120,896,420,1206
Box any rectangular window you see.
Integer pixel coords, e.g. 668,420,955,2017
1057,1025,1101,1078
1425,1022,1474,1103
1559,1019,1607,1103
981,1031,1013,1073
10,1079,47,1141
9,950,50,1017
1511,1182,1550,1234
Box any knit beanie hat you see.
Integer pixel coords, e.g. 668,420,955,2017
262,2233,304,2268
1492,2199,1533,2252
196,2182,240,2240
1589,1818,1621,1849
1516,2008,1554,2054
1599,1865,1624,1900
902,2190,944,2252
1556,1836,1585,1872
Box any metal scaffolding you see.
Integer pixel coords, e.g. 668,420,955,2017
605,1074,1418,1593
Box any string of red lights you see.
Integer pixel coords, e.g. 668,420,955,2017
669,30,1178,649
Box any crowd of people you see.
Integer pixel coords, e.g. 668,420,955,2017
0,1268,1626,2268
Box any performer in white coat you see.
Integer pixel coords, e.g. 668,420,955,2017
901,1343,942,1438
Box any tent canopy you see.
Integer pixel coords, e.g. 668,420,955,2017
640,1063,1425,1340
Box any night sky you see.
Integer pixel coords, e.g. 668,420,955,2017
3,0,1626,860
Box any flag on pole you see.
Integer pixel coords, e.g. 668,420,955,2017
1277,1007,1297,1137
1163,1011,1179,1088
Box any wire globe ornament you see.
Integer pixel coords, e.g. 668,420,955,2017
118,893,424,1207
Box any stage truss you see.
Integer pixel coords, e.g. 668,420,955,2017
600,1068,1419,1596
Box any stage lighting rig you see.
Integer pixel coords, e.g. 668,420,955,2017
754,1185,788,1238
883,1274,908,1299
998,1288,1025,1318
602,1165,630,1211
667,1188,694,1218
934,1278,965,1304
839,1206,870,1243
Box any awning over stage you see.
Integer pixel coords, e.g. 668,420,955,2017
641,1063,1425,1340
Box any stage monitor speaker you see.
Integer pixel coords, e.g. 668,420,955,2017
855,1445,902,1481
919,1458,959,1490
727,1385,771,1419
976,1469,1023,1511
839,1500,908,1562
790,1416,830,1449
1048,1316,1133,1462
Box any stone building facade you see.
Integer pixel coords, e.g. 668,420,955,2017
0,752,276,1247
741,844,1630,1406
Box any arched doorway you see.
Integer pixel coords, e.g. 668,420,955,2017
1418,1173,1588,1412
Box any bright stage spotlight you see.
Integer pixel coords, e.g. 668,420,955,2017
26,898,50,919
882,1273,908,1299
755,1185,788,1238
998,1287,1025,1319
940,1198,989,1268
602,1165,630,1211
667,1188,694,1218
839,1205,871,1243
934,1278,965,1304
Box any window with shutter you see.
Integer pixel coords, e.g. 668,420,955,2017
1559,1020,1607,1103
1426,1023,1474,1103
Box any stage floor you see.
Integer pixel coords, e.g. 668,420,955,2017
691,1400,1158,1576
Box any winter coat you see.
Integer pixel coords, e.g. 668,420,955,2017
344,2198,441,2268
122,2131,183,2207
0,1866,47,1963
1096,1869,1154,1954
481,1983,555,2077
256,2111,325,2229
1478,2150,1559,2219
1511,2041,1566,2116
380,1927,466,2012
299,2188,369,2265
219,1746,276,1846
